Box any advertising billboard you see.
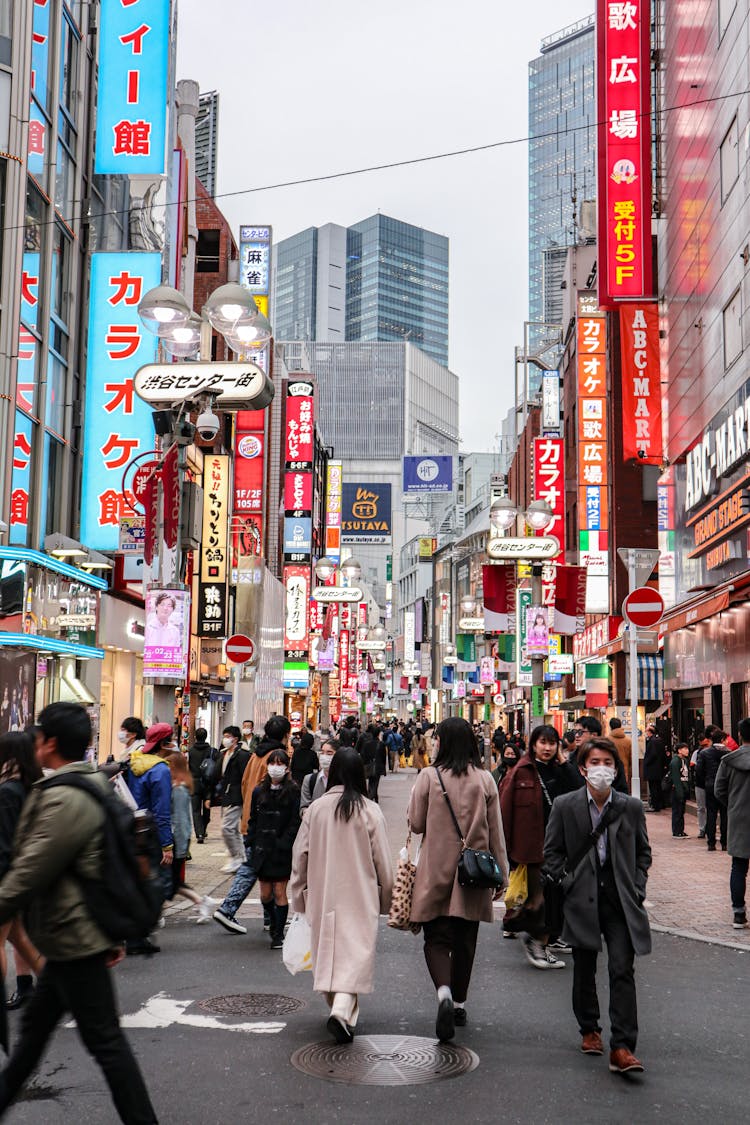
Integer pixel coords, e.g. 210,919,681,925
95,0,170,175
325,460,343,563
81,253,161,550
144,588,189,681
620,303,662,464
342,483,392,544
403,456,453,494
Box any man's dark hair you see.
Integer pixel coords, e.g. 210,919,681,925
609,717,622,730
38,702,92,761
264,715,291,742
578,715,602,736
121,716,146,740
223,725,241,742
738,718,750,744
563,730,576,747
195,728,207,742
243,719,254,728
577,736,617,769
703,724,722,743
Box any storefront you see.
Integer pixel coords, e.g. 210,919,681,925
98,593,145,761
0,548,107,748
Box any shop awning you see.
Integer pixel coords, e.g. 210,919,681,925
625,654,663,702
559,694,586,711
660,588,730,633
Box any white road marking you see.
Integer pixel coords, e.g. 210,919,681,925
67,992,285,1035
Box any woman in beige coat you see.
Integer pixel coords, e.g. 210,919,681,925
408,717,508,1042
289,747,393,1044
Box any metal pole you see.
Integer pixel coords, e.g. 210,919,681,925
531,562,544,735
628,553,641,799
231,663,241,729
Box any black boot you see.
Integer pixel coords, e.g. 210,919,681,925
126,938,161,956
271,905,288,949
6,975,34,1011
263,901,277,944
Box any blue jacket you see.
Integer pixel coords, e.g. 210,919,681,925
127,752,173,849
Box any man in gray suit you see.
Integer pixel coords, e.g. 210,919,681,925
544,736,652,1075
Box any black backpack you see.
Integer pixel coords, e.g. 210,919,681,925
41,773,165,943
199,747,220,791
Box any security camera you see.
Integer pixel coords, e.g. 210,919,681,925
196,409,220,441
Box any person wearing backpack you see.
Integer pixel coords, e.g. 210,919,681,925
126,723,175,954
187,728,214,843
0,702,158,1123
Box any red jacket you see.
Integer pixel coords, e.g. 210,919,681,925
499,755,545,865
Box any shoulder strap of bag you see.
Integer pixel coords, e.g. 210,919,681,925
566,800,623,875
433,767,466,848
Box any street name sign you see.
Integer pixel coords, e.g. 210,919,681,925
486,536,560,560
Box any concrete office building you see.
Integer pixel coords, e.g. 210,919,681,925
273,214,449,366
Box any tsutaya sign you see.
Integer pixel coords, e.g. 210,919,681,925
684,391,750,513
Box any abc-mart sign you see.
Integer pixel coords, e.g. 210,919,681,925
685,393,750,513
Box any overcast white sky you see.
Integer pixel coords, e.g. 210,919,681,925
176,0,594,451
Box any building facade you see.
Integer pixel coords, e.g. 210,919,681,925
273,214,449,365
528,15,596,329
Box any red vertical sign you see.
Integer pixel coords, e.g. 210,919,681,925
597,0,653,307
619,302,662,463
533,436,565,555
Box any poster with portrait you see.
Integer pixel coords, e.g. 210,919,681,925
525,605,550,658
0,651,35,734
143,588,189,681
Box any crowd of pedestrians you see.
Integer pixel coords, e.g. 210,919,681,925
0,700,748,1121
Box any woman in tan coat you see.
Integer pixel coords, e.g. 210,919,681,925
289,747,393,1044
408,717,508,1041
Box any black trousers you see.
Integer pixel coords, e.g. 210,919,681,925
422,917,480,1004
671,792,686,835
572,877,638,1052
0,954,157,1124
647,778,664,811
367,774,381,802
191,791,210,839
705,788,727,847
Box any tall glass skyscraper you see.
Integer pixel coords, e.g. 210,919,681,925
528,16,596,328
272,214,449,366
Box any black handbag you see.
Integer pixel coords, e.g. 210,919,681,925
434,768,505,890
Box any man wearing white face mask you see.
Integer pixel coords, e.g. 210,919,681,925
300,740,337,811
544,736,652,1076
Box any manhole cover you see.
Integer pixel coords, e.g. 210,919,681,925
290,1035,478,1085
199,993,306,1017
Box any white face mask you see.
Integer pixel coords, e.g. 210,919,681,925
585,764,616,792
222,737,234,749
318,753,334,771
267,764,287,782
242,728,252,737
117,731,128,744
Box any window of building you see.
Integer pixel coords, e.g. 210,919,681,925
0,1,11,66
43,434,66,539
723,288,742,369
196,229,220,272
720,116,739,203
719,0,738,40
59,12,79,126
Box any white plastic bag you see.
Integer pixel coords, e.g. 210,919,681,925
111,772,138,811
282,913,313,975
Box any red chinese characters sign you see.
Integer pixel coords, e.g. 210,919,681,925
620,302,662,463
533,437,565,555
232,409,265,561
597,0,653,306
284,380,315,469
577,308,609,532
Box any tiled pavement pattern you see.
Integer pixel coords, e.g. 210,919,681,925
169,771,750,950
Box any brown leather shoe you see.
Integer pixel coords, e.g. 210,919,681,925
609,1048,644,1073
581,1031,604,1055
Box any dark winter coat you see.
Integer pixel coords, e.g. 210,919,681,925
245,782,301,880
219,747,251,808
643,734,668,781
290,742,318,788
695,744,728,792
500,755,574,864
715,745,750,857
670,754,689,801
356,734,379,777
187,741,211,794
0,779,27,880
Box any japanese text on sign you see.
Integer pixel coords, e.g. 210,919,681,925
533,436,565,556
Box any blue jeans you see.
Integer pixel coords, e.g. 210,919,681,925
730,856,749,912
220,848,257,918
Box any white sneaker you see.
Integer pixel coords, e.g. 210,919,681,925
221,859,242,873
542,946,566,969
196,895,217,923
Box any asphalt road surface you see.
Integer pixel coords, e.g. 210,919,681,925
3,914,748,1124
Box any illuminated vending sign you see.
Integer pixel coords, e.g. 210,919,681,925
95,0,170,175
232,409,265,560
239,226,272,305
533,436,565,555
143,588,189,681
597,0,653,306
81,253,160,550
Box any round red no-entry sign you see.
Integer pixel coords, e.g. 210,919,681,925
225,634,255,665
622,587,664,628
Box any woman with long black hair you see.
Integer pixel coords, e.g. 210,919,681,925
289,747,393,1044
408,717,508,1042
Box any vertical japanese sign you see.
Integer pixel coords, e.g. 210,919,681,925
516,587,532,687
597,0,653,306
619,303,662,463
577,300,610,613
239,226,272,317
95,0,170,175
325,460,343,563
283,379,314,688
232,409,265,560
197,455,229,639
533,436,565,555
283,565,310,690
10,250,41,543
81,253,160,550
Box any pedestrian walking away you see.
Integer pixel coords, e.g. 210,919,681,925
714,717,750,928
408,717,508,1042
217,726,250,872
125,722,175,955
289,747,393,1044
643,725,668,811
544,736,652,1076
695,726,728,851
690,745,708,837
0,703,158,1124
186,728,214,843
290,731,318,789
245,751,301,948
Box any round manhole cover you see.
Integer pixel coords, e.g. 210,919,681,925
290,1035,478,1085
199,993,306,1017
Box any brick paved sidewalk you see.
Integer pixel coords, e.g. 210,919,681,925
168,771,750,950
